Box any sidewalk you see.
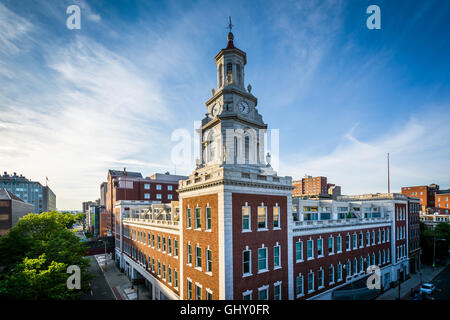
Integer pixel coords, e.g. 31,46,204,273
93,254,151,300
377,263,448,300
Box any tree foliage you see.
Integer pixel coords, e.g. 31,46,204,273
0,211,92,299
420,222,450,265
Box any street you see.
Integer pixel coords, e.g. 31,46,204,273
79,256,115,300
429,264,450,300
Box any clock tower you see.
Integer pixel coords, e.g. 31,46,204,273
200,26,268,168
178,21,293,300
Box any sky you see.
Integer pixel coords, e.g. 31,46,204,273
0,0,449,210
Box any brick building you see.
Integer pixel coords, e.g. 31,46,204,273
293,175,340,198
106,169,187,250
435,190,450,214
113,29,417,300
401,184,439,214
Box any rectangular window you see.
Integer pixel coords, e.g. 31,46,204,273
168,194,173,200
318,269,324,288
162,264,166,280
273,206,280,228
196,285,202,300
307,240,314,259
308,273,314,292
317,238,323,256
196,246,202,268
207,291,212,300
157,236,161,249
156,194,162,199
258,247,267,271
168,185,173,191
168,238,172,254
274,283,281,300
195,207,201,229
174,239,178,257
174,270,178,288
206,249,212,273
377,230,381,243
243,292,252,300
163,237,166,252
144,193,150,199
186,208,192,228
329,237,334,254
206,207,212,230
258,206,267,229
352,234,357,249
372,231,375,245
144,183,150,190
346,235,350,250
168,267,172,283
187,244,192,264
329,265,335,284
295,241,303,262
274,246,281,268
258,287,268,300
366,231,370,246
337,236,342,252
242,206,250,231
156,184,162,190
158,261,161,276
296,275,303,296
187,280,192,300
337,264,342,281
243,250,251,275
359,232,363,247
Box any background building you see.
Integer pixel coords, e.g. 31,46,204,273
106,169,187,241
401,184,439,214
100,182,107,206
435,189,450,214
0,171,56,213
293,175,341,198
0,188,34,236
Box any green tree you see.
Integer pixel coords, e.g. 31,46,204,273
0,211,92,299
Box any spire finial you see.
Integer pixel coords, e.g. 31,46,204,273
227,16,234,42
227,16,234,33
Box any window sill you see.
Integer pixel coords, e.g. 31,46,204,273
296,293,304,298
329,282,335,286
205,229,212,233
296,259,304,263
318,286,324,290
195,267,202,272
329,252,334,256
257,228,269,232
242,229,252,233
243,273,253,278
273,227,281,231
318,254,324,258
206,271,213,277
257,269,269,275
307,257,314,261
274,266,282,270
194,228,202,231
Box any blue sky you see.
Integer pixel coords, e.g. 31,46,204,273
0,0,449,209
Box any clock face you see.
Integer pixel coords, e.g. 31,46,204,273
238,101,250,114
212,103,220,117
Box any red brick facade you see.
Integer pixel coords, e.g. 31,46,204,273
232,193,289,300
182,194,219,300
292,226,391,299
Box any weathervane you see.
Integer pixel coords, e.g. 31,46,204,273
227,16,234,32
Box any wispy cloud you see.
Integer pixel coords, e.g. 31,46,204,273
280,106,450,194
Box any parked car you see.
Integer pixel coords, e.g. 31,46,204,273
419,283,435,295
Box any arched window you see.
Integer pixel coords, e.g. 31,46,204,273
218,64,223,87
226,63,232,83
236,64,241,85
244,136,249,164
234,136,238,164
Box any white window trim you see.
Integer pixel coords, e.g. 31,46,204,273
257,204,268,231
307,239,314,260
242,204,251,232
257,285,269,300
317,237,324,258
205,206,212,231
296,273,304,298
274,244,282,269
273,204,281,230
296,240,304,262
307,271,315,293
242,247,252,277
242,289,253,300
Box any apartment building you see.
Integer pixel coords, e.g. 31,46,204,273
435,190,450,214
293,175,341,198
